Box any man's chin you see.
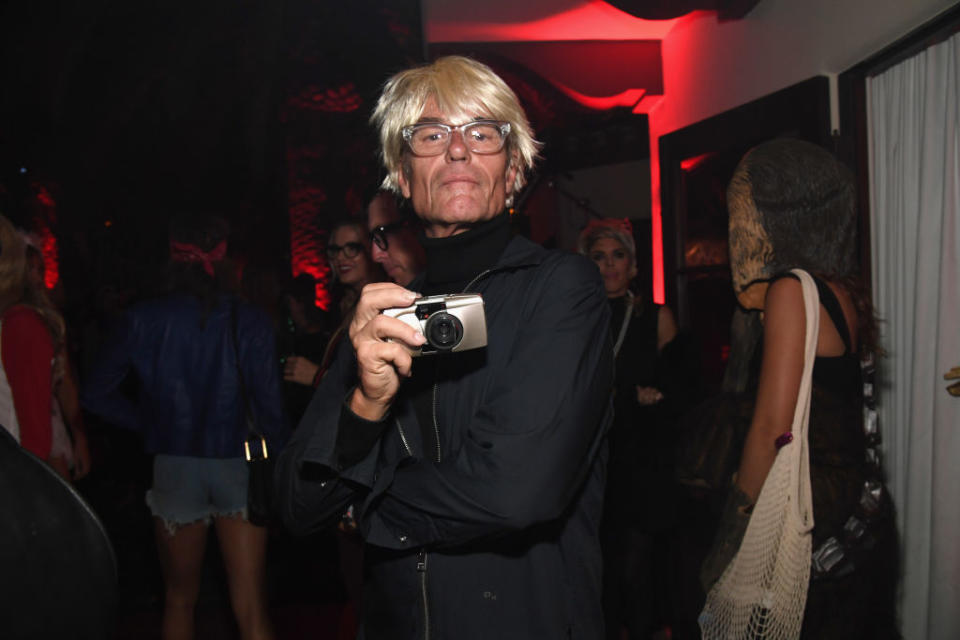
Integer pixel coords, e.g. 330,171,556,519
425,204,501,229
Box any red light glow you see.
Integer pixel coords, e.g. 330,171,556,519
680,152,714,172
649,153,665,304
288,83,362,113
549,82,646,110
31,184,60,291
287,177,331,310
425,0,682,42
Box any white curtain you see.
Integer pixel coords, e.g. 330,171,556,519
868,31,960,640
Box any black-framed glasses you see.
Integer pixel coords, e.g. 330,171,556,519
401,120,511,156
370,220,409,251
326,241,364,260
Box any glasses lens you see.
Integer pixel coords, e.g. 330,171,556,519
464,122,506,154
405,122,507,156
342,242,363,258
372,227,389,251
372,221,407,251
326,242,364,259
409,125,449,156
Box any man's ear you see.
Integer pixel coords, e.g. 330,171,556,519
396,157,413,199
505,151,520,195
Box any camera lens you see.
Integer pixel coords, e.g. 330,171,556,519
424,312,463,351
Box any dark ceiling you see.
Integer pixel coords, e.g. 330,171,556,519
606,0,762,20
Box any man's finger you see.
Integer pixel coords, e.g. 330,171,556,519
351,283,419,333
363,314,426,349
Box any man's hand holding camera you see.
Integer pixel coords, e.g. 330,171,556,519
348,283,426,421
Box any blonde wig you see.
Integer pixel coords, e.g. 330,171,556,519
371,55,541,195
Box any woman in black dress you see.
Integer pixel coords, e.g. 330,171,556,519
705,139,898,638
580,218,681,639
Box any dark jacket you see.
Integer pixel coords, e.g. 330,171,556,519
276,234,614,640
82,294,289,457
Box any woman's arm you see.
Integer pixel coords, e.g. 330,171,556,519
735,277,806,502
56,358,91,479
656,304,678,352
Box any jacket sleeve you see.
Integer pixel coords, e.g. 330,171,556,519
274,336,382,536
80,312,140,432
360,255,612,549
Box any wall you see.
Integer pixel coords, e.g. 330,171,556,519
642,0,957,301
652,0,957,137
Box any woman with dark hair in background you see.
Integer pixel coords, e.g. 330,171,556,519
326,218,379,318
580,217,691,639
82,215,289,640
283,218,380,391
701,139,898,638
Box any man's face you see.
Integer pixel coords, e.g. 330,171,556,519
396,99,518,238
367,196,425,287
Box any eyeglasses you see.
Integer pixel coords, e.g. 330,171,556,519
326,241,365,260
401,120,511,156
370,220,410,251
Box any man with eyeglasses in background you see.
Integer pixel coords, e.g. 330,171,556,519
367,190,425,287
276,56,613,639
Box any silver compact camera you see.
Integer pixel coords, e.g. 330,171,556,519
383,293,487,357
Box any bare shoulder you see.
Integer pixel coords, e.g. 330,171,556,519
656,304,678,350
765,276,804,308
762,277,806,336
657,304,676,327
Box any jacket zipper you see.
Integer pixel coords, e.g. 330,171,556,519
462,268,492,294
418,549,430,640
410,268,496,640
394,416,412,457
422,362,442,640
432,358,442,464
395,417,431,639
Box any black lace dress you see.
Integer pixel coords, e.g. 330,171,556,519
776,275,899,639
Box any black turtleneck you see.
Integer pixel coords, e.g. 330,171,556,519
419,213,513,295
334,213,513,469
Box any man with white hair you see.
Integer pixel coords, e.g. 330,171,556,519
277,56,613,639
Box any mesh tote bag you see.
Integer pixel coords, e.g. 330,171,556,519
699,268,819,640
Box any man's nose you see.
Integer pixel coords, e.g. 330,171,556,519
446,129,469,160
371,244,388,262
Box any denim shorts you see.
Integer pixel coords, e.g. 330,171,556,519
146,455,249,533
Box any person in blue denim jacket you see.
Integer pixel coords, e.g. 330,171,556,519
83,215,289,640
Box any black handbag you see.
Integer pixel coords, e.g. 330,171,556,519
230,301,274,526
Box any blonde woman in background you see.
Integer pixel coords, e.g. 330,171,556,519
0,214,68,477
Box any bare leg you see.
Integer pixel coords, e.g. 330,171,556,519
214,515,274,640
155,518,209,640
